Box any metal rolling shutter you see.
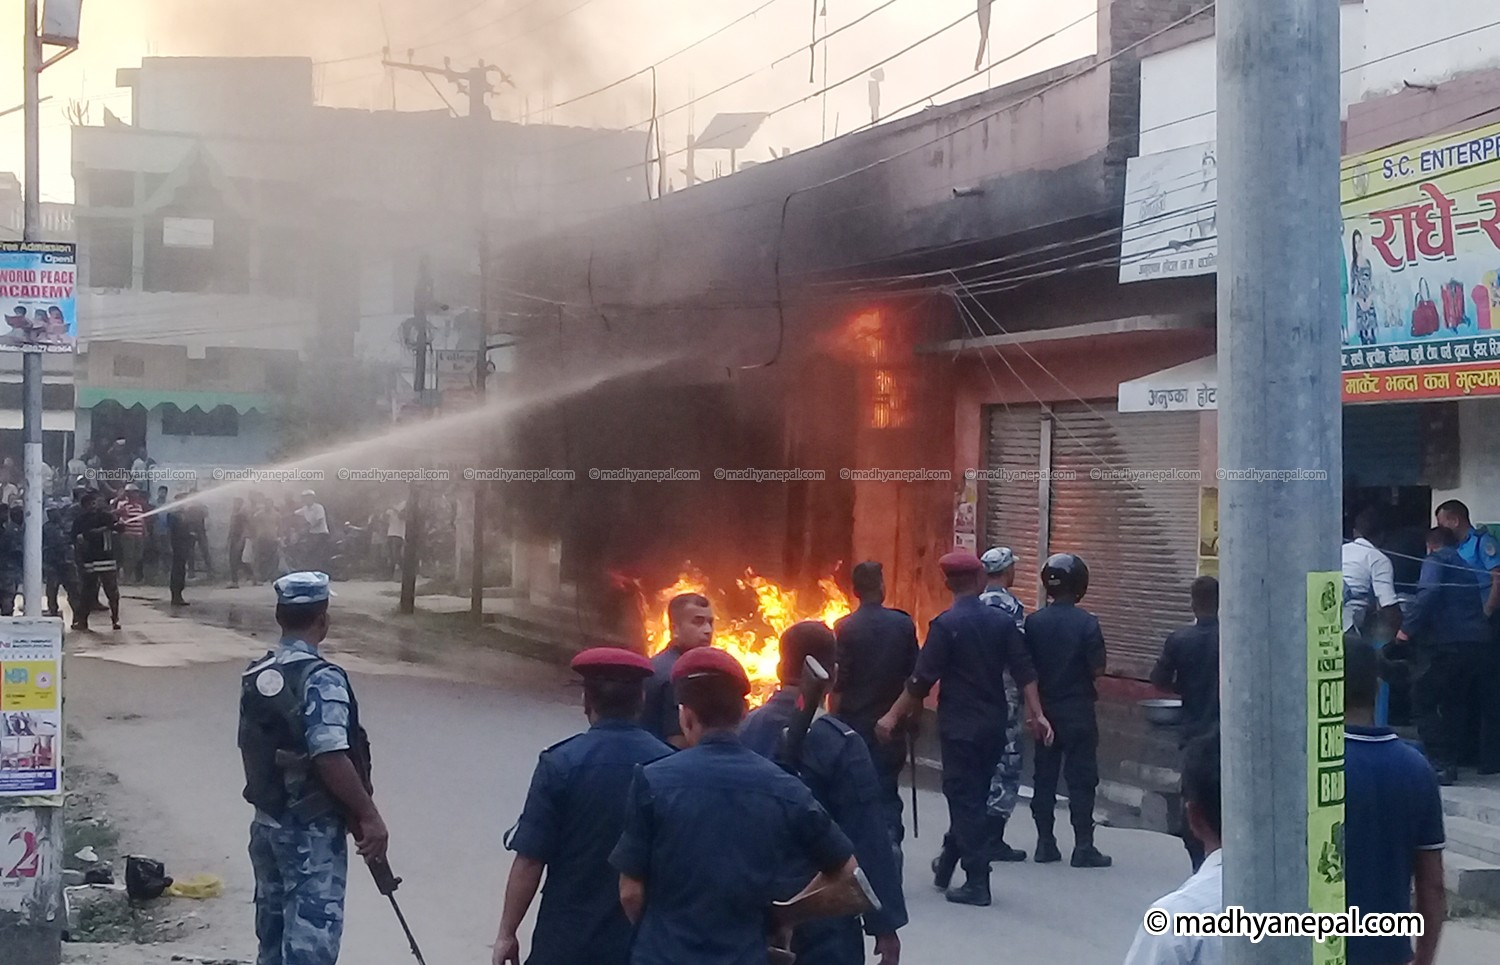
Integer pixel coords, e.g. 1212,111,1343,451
1048,404,1201,678
1343,403,1423,488
984,406,1044,611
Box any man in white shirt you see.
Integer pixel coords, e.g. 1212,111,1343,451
1123,732,1222,965
1342,507,1402,725
296,489,331,572
384,502,406,581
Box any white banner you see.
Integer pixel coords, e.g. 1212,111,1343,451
41,0,83,47
1121,140,1218,283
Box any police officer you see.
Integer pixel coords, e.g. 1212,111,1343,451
239,572,389,965
1024,553,1111,868
43,501,76,618
876,552,1049,907
0,505,22,616
978,546,1028,863
830,561,919,861
639,592,714,747
493,648,673,965
72,491,123,631
743,621,907,965
611,647,859,965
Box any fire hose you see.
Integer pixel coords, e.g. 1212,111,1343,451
368,857,429,965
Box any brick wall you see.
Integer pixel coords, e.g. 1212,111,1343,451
1102,0,1218,183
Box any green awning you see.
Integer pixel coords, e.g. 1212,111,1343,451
76,387,274,414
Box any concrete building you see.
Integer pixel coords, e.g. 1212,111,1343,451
70,56,647,495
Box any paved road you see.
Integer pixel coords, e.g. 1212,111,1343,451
62,607,1500,964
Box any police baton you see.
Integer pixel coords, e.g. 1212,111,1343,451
907,728,919,839
367,856,430,965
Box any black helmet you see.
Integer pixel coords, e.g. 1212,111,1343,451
1041,553,1090,600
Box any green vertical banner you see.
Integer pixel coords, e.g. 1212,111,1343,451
1308,572,1348,965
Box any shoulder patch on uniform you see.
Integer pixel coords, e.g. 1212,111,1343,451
1483,535,1499,558
541,733,583,755
815,714,858,739
255,668,286,697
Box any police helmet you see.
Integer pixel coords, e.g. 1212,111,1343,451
1041,553,1090,600
980,546,1016,575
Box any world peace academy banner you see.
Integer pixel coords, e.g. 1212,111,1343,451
1341,121,1500,402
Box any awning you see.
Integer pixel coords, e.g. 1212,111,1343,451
75,387,273,414
0,409,76,431
1118,355,1218,412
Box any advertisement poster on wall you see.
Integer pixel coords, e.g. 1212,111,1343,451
0,241,77,354
1119,140,1219,283
0,619,63,798
1341,121,1500,402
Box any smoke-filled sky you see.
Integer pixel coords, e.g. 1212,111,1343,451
3,0,1095,202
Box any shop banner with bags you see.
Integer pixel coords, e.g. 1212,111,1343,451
1341,121,1500,402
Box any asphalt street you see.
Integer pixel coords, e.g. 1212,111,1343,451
59,604,1500,964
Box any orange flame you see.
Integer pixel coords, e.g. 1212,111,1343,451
632,566,853,706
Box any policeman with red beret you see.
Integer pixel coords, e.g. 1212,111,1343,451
875,551,1052,907
493,648,672,965
611,647,860,965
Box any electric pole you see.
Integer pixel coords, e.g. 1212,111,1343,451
399,257,434,616
382,53,508,623
1217,3,1343,965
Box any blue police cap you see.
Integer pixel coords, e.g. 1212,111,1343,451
273,571,334,606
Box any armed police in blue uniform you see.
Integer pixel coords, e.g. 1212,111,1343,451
1436,499,1500,775
876,552,1050,907
978,546,1028,863
831,561,919,861
742,621,907,965
611,646,860,965
493,647,673,965
1024,553,1112,869
239,572,389,965
639,592,714,748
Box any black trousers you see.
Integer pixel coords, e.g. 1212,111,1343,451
79,569,120,626
940,732,1004,874
860,732,906,849
170,549,187,601
1031,707,1100,842
1419,644,1500,773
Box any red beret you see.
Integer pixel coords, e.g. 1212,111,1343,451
570,647,654,680
939,551,985,576
670,647,750,695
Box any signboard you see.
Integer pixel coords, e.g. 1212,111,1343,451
0,619,63,797
41,0,83,48
1119,140,1218,283
953,479,978,554
433,349,479,390
0,241,77,354
1340,121,1500,402
0,809,58,913
1306,573,1347,965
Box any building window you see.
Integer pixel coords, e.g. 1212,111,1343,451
83,219,133,289
161,404,239,437
162,216,215,249
112,354,146,378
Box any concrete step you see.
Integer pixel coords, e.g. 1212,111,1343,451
1443,851,1500,905
1445,814,1500,865
1442,786,1500,827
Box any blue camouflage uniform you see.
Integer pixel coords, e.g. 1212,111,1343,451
1455,525,1500,610
507,719,673,965
243,573,356,965
741,690,908,965
979,586,1026,820
610,731,855,965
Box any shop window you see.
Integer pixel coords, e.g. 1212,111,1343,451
112,354,146,378
161,404,239,437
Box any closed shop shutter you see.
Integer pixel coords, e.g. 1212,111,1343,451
983,406,1045,611
1343,403,1423,488
1048,405,1201,678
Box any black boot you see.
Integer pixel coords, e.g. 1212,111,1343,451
931,836,960,890
945,870,992,906
1034,834,1062,864
1071,830,1113,868
987,815,1027,862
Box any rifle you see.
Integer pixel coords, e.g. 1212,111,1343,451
368,856,429,965
775,656,832,776
768,866,881,965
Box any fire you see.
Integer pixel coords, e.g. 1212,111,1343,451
627,566,853,706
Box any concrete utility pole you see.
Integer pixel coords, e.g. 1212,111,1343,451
382,53,508,623
21,1,43,618
1217,2,1343,965
399,257,434,616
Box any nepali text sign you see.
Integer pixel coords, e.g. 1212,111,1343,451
1120,140,1218,282
1341,122,1500,401
0,619,63,798
0,241,77,354
1306,573,1347,965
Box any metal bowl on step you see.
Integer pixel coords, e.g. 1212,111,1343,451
1139,698,1184,727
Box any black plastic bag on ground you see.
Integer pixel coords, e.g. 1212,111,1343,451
125,855,173,901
